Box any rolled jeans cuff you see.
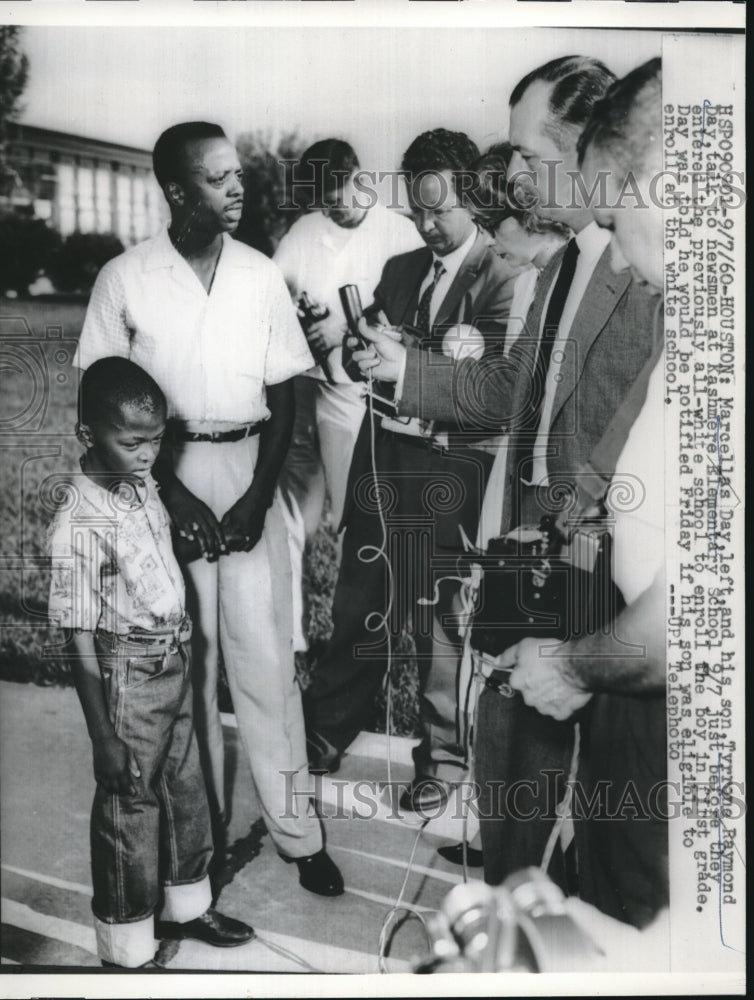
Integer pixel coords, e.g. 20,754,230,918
159,874,212,924
94,913,156,968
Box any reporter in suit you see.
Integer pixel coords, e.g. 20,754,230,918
352,58,660,882
507,56,669,930
304,130,518,805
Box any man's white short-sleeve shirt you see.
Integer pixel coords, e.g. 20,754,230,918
75,227,314,424
273,204,423,382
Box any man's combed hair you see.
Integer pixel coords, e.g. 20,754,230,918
79,357,167,428
577,57,662,182
295,138,360,205
510,56,616,150
401,128,481,198
152,121,227,188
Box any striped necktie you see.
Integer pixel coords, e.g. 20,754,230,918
415,259,446,335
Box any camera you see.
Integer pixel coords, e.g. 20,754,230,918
297,291,335,385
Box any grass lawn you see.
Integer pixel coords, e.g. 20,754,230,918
0,297,419,736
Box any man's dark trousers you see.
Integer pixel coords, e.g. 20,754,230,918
303,412,491,776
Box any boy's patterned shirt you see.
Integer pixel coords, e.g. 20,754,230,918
47,465,185,634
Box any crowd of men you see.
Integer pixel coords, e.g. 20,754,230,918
62,52,668,967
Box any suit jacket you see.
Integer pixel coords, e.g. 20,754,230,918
398,241,662,534
341,229,517,541
370,229,516,347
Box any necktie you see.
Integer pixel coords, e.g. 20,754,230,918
415,259,446,336
516,238,580,485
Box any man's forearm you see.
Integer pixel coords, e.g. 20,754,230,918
398,339,532,429
560,576,666,696
248,379,295,502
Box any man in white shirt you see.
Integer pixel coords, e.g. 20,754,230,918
273,139,422,646
352,59,660,885
75,121,343,898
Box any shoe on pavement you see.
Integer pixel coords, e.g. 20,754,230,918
281,848,344,896
155,908,255,947
437,841,484,868
399,778,449,814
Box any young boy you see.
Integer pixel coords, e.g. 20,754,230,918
47,356,254,968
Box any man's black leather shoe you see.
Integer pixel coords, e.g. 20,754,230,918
399,779,449,814
156,908,255,947
437,841,484,868
281,848,344,896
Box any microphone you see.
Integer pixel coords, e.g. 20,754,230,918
339,284,369,383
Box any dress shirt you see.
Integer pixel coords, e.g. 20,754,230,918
394,226,480,402
74,228,314,424
530,222,612,485
273,204,422,382
415,226,478,328
48,466,185,634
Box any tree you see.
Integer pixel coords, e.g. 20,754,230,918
48,231,125,293
234,128,309,257
0,214,61,295
0,27,30,196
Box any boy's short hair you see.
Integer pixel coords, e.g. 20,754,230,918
152,121,227,189
79,357,167,428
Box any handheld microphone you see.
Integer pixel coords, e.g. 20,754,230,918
339,284,369,382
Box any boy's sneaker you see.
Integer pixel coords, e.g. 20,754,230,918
156,907,255,947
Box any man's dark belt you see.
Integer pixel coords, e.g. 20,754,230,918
170,421,264,444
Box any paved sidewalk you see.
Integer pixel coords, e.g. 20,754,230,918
0,681,479,974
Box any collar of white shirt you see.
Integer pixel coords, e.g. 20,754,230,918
426,225,478,287
145,227,253,272
573,219,612,265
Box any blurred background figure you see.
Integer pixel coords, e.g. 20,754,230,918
274,139,421,651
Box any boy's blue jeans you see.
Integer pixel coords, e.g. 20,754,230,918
91,621,213,967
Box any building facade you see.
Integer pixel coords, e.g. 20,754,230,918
2,123,167,245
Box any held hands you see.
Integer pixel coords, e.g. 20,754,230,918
163,477,269,560
162,477,226,561
502,637,593,721
93,734,141,796
347,314,406,383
